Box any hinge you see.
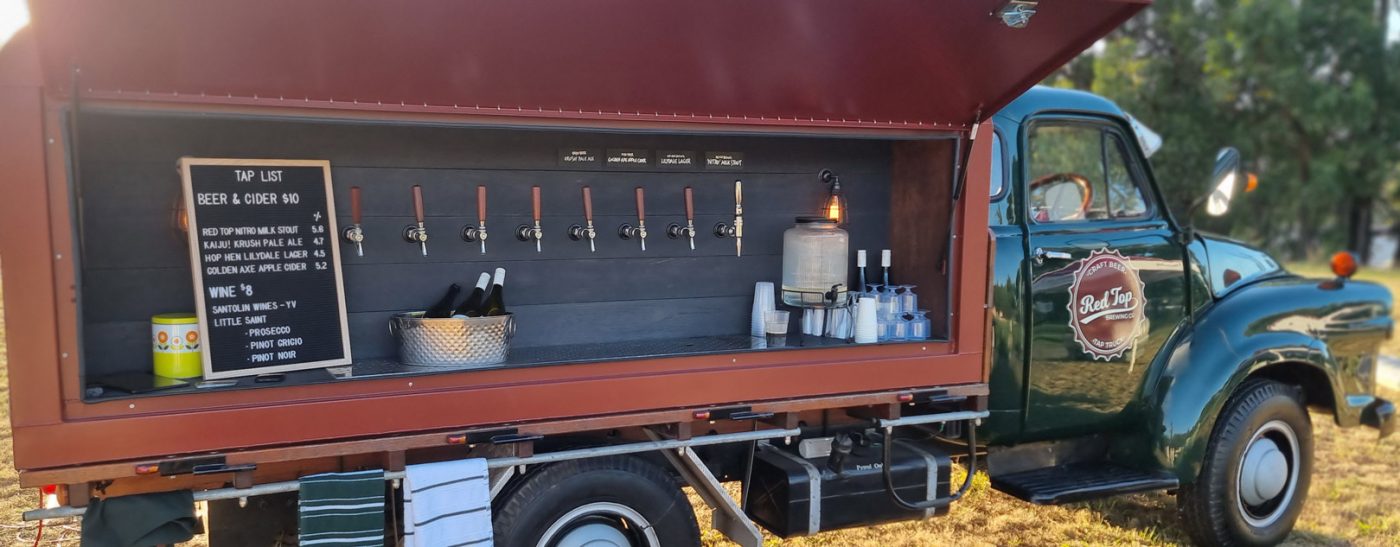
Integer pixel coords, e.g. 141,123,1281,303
996,1,1038,29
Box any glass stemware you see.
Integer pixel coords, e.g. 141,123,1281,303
909,310,931,340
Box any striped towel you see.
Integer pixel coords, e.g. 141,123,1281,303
403,459,493,547
298,469,386,547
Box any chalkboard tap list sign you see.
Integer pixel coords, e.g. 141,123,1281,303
180,158,352,379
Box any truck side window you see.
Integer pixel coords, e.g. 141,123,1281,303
1103,133,1147,217
1027,123,1148,222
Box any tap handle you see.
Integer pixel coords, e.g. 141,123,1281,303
634,187,646,221
582,186,593,222
411,185,425,223
350,186,362,225
477,185,487,223
531,186,542,223
734,180,743,211
684,186,694,221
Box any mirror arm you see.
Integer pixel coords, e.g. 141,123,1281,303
1176,194,1210,245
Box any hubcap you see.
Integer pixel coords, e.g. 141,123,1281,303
538,502,660,547
1235,420,1300,528
555,522,631,547
1240,437,1287,505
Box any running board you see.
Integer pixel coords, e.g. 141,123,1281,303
990,463,1178,505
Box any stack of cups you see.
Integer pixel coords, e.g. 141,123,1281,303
854,296,879,343
825,305,852,339
752,282,776,337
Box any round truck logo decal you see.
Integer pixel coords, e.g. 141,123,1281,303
1067,248,1144,361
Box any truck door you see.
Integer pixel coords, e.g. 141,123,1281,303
1020,116,1186,438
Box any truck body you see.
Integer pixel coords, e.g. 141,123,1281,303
0,1,1391,546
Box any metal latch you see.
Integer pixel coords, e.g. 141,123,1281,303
150,455,256,477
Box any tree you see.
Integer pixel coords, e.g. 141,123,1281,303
1049,0,1400,261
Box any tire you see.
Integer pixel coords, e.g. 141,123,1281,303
492,455,700,547
1177,379,1313,546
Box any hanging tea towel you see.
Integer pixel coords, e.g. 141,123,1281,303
81,490,197,547
298,469,387,547
403,458,493,547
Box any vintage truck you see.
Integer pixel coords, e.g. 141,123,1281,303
0,1,1392,546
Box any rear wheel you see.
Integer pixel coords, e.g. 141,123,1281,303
492,455,700,547
1178,379,1312,546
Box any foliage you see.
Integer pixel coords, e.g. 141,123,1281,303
1048,0,1400,261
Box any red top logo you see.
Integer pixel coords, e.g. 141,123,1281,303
1067,248,1144,361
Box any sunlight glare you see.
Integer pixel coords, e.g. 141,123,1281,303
0,0,30,51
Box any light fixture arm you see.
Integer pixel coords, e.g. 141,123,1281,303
819,169,848,225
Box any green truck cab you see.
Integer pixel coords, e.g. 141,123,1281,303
981,86,1395,545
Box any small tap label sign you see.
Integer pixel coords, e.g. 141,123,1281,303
657,151,697,170
606,149,651,168
558,148,601,166
705,151,744,170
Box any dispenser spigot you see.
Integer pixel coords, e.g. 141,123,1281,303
402,185,429,256
712,180,743,257
567,186,598,252
343,186,365,256
666,186,698,251
514,185,544,252
461,185,488,254
617,187,647,251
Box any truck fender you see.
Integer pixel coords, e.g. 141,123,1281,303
1142,277,1392,483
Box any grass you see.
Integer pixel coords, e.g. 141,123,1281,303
0,267,1396,545
688,399,1400,547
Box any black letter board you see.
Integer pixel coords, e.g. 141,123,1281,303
179,158,352,379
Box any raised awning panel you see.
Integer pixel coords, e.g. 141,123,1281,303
26,0,1146,132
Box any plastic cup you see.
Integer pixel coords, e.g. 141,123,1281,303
854,297,878,343
752,282,776,337
826,307,852,339
764,310,789,347
765,310,790,335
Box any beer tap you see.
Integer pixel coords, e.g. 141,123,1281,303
713,180,743,257
666,186,697,250
342,186,365,256
567,186,597,252
402,184,429,256
462,185,488,254
515,185,543,252
618,187,647,251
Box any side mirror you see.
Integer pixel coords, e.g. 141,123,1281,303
1179,147,1254,243
1204,147,1243,216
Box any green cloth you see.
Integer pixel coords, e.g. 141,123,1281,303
81,490,196,547
298,469,386,547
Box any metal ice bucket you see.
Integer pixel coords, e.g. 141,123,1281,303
389,312,515,367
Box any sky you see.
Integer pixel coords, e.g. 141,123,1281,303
1391,8,1400,44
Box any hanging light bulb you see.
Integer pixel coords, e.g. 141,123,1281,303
819,169,848,225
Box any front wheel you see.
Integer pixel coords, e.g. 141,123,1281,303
1178,379,1313,546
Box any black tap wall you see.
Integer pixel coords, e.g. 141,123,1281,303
75,111,928,378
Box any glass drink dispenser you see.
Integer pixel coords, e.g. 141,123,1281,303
781,217,849,307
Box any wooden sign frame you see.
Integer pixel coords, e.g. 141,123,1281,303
179,158,352,379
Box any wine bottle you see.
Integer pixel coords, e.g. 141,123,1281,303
451,272,492,317
881,249,891,291
476,267,508,316
857,249,868,293
424,283,462,318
